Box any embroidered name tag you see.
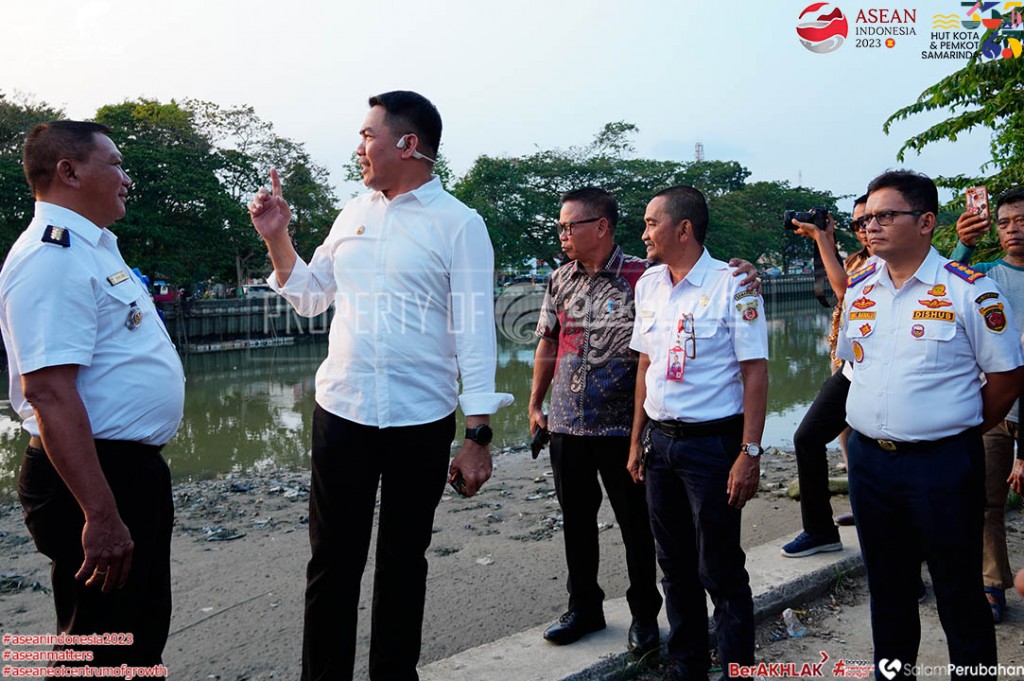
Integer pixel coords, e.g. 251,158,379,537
911,310,955,322
107,271,130,286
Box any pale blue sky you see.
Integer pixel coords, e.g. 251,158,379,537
2,0,995,204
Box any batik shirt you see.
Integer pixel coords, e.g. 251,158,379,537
535,246,647,436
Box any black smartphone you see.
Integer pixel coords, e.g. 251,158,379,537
449,471,469,497
530,427,550,459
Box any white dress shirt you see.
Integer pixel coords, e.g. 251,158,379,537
630,249,769,423
0,203,185,445
837,247,1024,441
269,176,510,428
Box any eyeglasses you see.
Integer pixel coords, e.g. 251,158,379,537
996,215,1024,230
860,210,925,227
556,217,602,236
679,313,696,359
850,218,868,232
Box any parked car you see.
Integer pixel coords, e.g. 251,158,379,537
152,280,176,303
243,284,277,298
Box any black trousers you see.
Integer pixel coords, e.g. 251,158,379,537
301,405,455,681
794,370,850,536
17,440,173,666
644,422,753,681
549,434,662,620
848,430,996,681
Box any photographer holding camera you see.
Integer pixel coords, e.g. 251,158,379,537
951,188,1024,623
779,195,872,557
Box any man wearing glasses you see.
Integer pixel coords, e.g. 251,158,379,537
950,188,1024,624
627,185,768,680
530,188,759,654
837,170,1024,678
530,187,663,654
780,195,872,558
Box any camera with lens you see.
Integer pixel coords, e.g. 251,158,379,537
784,206,829,231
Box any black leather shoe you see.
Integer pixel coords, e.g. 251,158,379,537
542,610,606,645
627,616,660,655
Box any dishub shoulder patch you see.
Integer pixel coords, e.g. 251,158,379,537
847,261,876,288
41,225,71,248
944,261,985,284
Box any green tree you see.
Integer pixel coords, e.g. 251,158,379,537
710,182,852,271
884,54,1024,263
187,100,338,290
453,122,756,270
94,99,236,284
0,92,64,255
452,121,847,271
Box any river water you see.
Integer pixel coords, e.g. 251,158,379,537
0,300,835,498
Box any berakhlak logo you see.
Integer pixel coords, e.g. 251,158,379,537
878,658,902,680
796,2,850,53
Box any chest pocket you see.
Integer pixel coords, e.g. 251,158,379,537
638,312,657,334
691,315,719,340
910,319,956,370
100,280,144,330
846,314,876,340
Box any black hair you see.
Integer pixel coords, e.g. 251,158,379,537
368,91,442,159
23,120,111,195
995,187,1024,215
652,185,709,245
866,170,938,215
560,186,618,231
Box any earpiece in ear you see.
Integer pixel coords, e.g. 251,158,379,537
395,134,437,164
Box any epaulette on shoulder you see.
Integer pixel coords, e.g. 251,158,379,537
41,225,71,248
944,260,985,284
846,261,876,288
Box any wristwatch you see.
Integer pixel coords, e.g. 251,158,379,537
741,443,764,458
465,424,493,446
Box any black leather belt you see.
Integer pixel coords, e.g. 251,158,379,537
859,427,978,453
26,436,163,455
649,414,743,439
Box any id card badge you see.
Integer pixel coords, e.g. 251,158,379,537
666,345,685,382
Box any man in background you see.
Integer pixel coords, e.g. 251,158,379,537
952,187,1024,624
628,185,769,680
530,187,662,654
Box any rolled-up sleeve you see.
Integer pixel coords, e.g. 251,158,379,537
267,219,341,317
450,214,511,415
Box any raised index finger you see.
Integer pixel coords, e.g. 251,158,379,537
270,168,283,198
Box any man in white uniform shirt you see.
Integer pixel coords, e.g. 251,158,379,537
837,170,1024,680
0,121,185,665
249,91,509,681
627,185,768,680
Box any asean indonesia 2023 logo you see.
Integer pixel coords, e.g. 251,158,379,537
796,2,850,53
